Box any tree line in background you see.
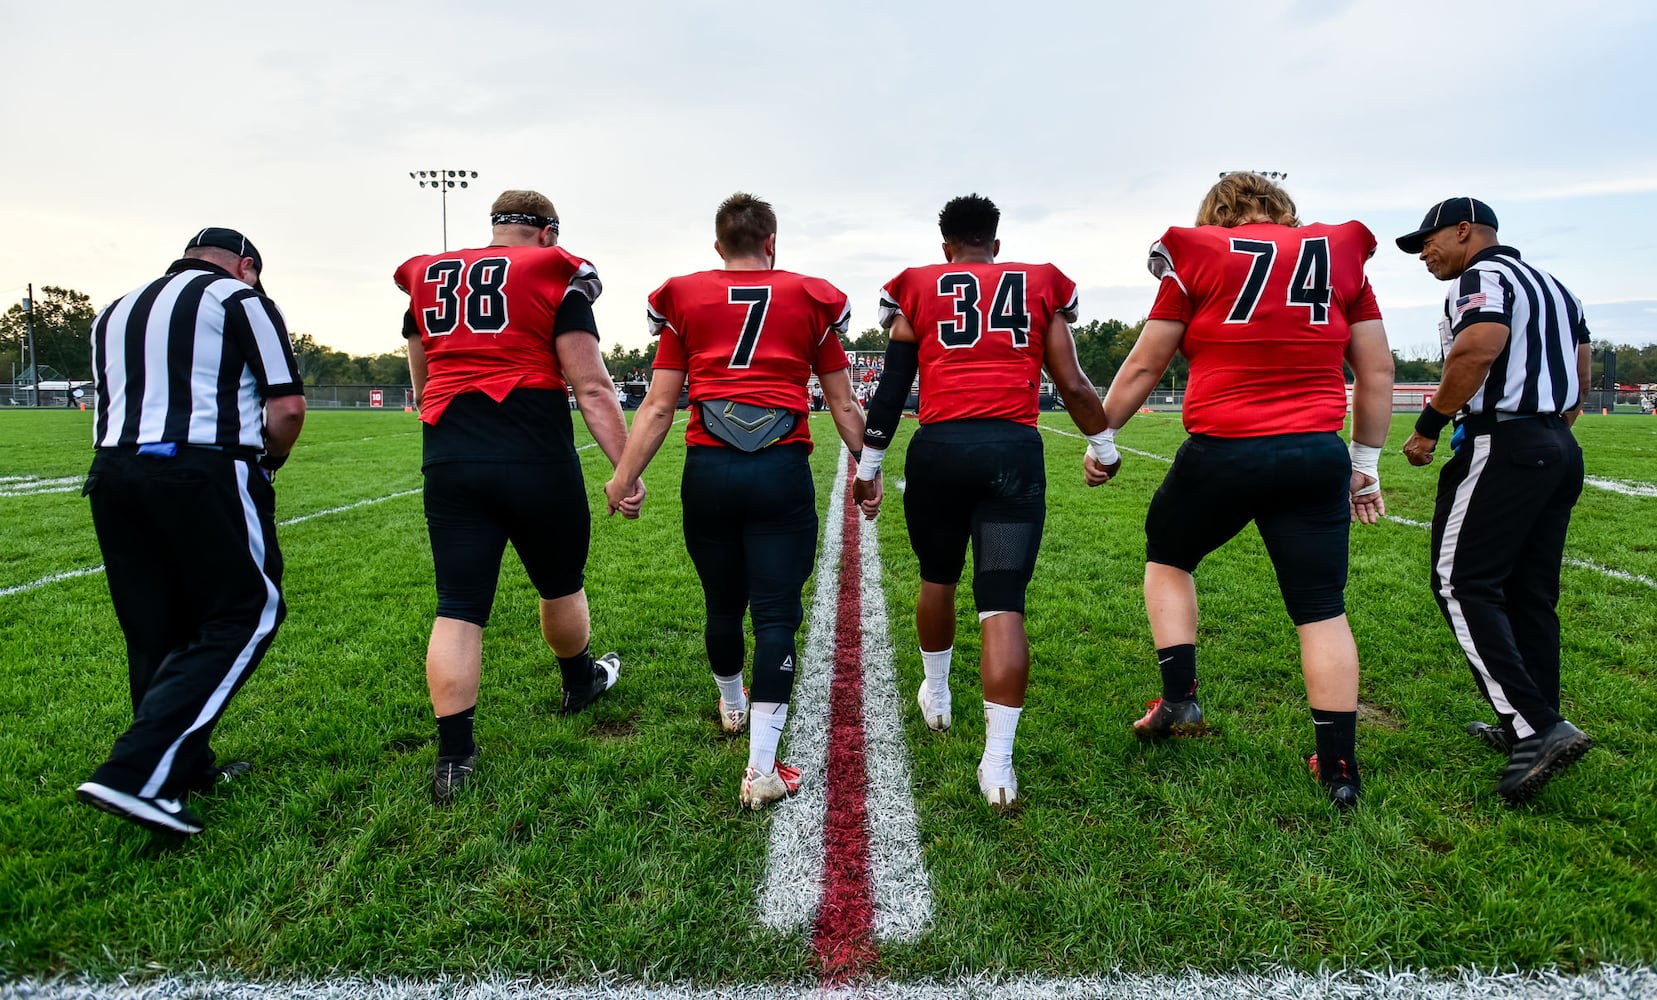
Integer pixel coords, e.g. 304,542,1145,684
5,284,1656,391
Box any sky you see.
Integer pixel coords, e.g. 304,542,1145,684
3,1,1655,363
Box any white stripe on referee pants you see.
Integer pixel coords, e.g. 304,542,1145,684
140,461,283,798
1432,435,1530,739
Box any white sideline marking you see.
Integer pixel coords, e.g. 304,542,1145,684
576,415,686,453
1584,475,1657,498
0,490,424,599
1037,423,1170,462
8,967,1654,998
857,476,932,940
756,451,843,931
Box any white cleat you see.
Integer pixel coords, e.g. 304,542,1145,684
740,764,803,810
917,683,952,731
977,764,1018,810
717,693,750,736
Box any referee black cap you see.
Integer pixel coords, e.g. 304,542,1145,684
185,227,266,293
1395,198,1498,254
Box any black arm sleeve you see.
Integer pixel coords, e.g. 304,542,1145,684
402,310,420,339
863,338,919,450
554,290,598,338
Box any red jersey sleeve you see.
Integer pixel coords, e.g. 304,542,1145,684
1346,278,1383,323
807,279,853,375
647,280,688,370
876,270,910,330
1044,264,1080,322
1145,233,1194,322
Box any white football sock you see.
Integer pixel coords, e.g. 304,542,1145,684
747,701,789,773
981,700,1022,774
921,646,952,696
714,672,747,709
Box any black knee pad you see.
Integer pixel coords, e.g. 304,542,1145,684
434,596,490,628
1284,594,1346,627
971,571,1029,618
705,611,746,678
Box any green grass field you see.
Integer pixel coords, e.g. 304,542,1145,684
1,408,1653,983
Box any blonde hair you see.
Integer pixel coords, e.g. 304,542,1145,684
1195,173,1299,228
490,189,558,219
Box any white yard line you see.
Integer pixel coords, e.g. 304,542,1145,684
857,484,932,941
0,475,81,496
1041,424,1656,592
1584,475,1657,498
7,967,1652,998
0,489,423,599
756,451,843,933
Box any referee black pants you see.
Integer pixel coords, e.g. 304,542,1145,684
1429,415,1583,742
84,448,286,800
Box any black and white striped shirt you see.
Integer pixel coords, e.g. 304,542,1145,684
1440,245,1590,416
91,259,302,451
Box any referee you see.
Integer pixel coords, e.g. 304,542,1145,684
1398,198,1593,805
75,228,305,836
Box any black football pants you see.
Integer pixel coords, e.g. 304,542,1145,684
85,448,286,800
680,444,817,705
1430,415,1583,741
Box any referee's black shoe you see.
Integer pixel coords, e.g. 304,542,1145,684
560,651,621,715
76,782,204,836
191,760,253,796
1497,719,1593,804
1465,721,1511,755
432,752,478,805
1132,697,1208,742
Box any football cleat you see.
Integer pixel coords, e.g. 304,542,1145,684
432,752,478,805
740,763,803,810
1465,720,1511,755
1133,697,1208,742
917,683,952,732
1307,753,1361,810
561,651,621,715
717,686,750,736
1497,719,1592,805
76,782,204,835
977,763,1019,810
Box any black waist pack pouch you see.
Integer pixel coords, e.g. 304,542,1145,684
699,399,797,452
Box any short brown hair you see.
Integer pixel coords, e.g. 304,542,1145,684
1195,173,1300,228
715,192,777,257
490,189,557,219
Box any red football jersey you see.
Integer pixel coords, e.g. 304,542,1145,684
878,262,1077,427
394,245,600,425
1146,221,1381,437
648,269,852,451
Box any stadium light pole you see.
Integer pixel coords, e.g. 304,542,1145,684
408,170,479,251
23,284,39,408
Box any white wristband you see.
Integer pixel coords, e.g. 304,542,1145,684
1085,428,1120,466
1350,441,1381,496
856,446,886,482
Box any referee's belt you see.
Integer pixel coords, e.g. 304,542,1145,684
1459,411,1563,433
104,442,261,460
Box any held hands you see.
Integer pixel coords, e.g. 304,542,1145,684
1349,470,1385,525
1083,453,1121,487
1402,432,1437,467
603,476,646,519
852,473,882,520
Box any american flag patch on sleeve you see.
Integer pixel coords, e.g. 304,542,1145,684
1454,292,1488,314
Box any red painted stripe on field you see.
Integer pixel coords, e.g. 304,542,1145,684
813,460,876,983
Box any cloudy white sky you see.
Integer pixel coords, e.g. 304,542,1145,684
3,1,1654,361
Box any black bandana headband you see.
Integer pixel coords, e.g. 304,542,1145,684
492,212,559,235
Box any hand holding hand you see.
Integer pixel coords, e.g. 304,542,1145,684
1402,432,1437,467
852,474,882,520
1083,453,1121,487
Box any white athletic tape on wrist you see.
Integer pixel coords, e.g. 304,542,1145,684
1350,441,1381,497
1085,428,1120,467
856,446,886,482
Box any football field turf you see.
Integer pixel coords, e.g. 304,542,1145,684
1,408,1654,991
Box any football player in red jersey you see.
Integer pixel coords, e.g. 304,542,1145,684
851,194,1114,809
1099,172,1395,808
602,193,870,810
396,189,644,805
